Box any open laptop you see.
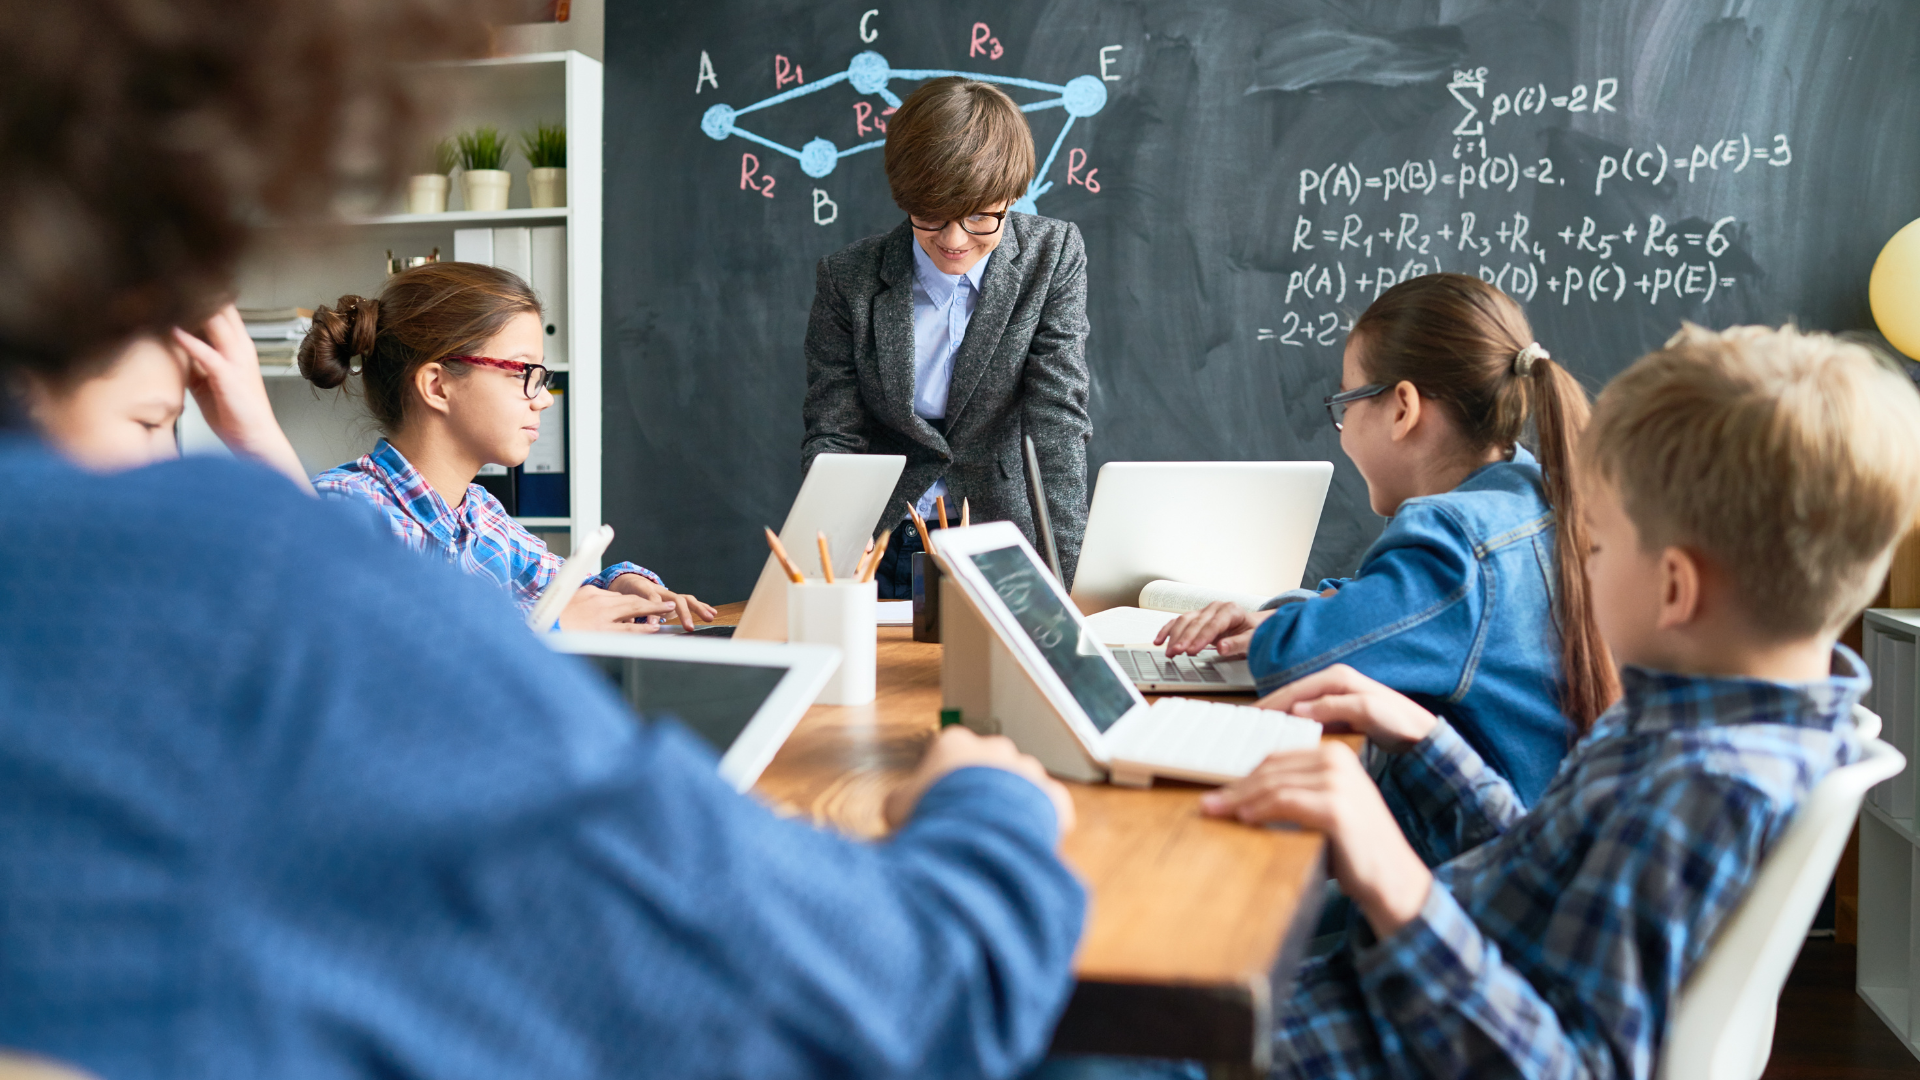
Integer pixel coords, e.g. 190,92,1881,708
932,521,1320,788
731,452,906,641
1064,461,1332,693
546,633,841,792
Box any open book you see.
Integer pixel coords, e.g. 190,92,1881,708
1081,580,1274,647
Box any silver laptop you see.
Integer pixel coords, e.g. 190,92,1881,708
733,452,906,641
546,633,840,792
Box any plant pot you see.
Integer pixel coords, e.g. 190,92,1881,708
405,174,449,214
528,166,567,209
460,169,511,212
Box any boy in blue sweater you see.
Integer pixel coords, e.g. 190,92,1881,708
1208,324,1920,1077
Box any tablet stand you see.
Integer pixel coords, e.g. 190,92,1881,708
940,576,1108,783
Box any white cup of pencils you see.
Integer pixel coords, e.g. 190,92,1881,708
765,526,888,706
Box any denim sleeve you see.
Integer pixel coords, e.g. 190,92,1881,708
1245,503,1480,697
590,562,664,590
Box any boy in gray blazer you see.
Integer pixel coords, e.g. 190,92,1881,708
802,77,1092,595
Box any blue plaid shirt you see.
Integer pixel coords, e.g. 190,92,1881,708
314,439,659,615
1276,647,1869,1079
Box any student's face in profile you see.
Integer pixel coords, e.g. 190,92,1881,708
1583,476,1664,668
1336,337,1400,516
440,311,552,469
25,336,187,471
910,201,1010,276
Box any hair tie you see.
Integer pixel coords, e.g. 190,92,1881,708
1514,342,1549,376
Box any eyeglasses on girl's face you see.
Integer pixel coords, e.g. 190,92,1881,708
908,210,1007,236
1323,383,1389,431
446,354,553,399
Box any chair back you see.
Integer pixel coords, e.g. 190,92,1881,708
1660,710,1902,1080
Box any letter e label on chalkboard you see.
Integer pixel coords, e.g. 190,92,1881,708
969,22,1003,60
1099,45,1122,81
696,50,718,94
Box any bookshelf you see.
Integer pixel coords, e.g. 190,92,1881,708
180,50,604,545
1857,607,1920,1063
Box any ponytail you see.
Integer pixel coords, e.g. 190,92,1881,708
1352,273,1618,732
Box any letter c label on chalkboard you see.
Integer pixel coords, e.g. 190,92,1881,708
860,9,878,42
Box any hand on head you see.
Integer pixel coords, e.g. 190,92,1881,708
558,585,677,633
884,727,1076,839
172,304,311,489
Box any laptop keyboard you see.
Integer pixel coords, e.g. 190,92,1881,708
1113,647,1232,685
1104,697,1322,787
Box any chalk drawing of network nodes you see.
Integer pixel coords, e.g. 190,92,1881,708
700,50,1107,214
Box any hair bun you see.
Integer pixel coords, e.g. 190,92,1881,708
297,294,379,389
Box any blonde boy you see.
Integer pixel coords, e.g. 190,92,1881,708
1207,325,1920,1077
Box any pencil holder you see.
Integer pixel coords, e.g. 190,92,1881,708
912,552,942,643
787,579,877,705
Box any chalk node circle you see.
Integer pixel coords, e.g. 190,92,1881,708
700,104,736,140
849,51,891,94
800,138,840,178
1062,75,1108,118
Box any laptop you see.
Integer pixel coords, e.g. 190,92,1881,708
733,452,906,641
932,521,1321,788
546,632,841,792
1062,461,1332,694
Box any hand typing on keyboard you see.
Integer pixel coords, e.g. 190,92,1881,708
1253,664,1438,752
1153,601,1272,660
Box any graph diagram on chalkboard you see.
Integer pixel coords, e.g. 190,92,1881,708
699,49,1107,218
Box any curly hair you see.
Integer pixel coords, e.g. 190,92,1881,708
0,0,495,383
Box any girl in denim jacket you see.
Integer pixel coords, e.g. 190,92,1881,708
1159,274,1614,833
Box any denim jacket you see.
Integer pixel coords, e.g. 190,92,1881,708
1246,446,1572,808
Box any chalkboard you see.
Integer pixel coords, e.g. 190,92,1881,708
604,0,1920,602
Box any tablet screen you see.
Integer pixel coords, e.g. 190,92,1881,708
588,656,790,754
968,545,1136,732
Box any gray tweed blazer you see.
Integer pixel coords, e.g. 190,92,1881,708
802,213,1092,583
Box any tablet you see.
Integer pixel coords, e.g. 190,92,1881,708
527,523,615,631
546,632,841,791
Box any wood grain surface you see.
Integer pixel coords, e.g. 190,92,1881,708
717,603,1334,1065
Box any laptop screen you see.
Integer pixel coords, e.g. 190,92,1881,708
968,544,1137,732
586,656,790,754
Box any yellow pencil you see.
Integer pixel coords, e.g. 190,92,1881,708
909,506,934,552
860,528,892,583
764,527,805,584
935,495,949,530
817,531,836,584
961,497,970,528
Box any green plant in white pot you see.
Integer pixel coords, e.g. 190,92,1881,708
456,127,511,212
522,122,566,209
406,139,456,214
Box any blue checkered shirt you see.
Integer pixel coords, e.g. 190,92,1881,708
314,439,658,615
1275,647,1869,1079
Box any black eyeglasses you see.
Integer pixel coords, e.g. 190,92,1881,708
908,210,1007,237
448,354,554,399
1323,384,1389,430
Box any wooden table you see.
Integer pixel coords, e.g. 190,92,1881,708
722,604,1334,1074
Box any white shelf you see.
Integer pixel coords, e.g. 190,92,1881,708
1857,612,1920,1063
1864,801,1920,848
340,207,569,228
517,517,571,528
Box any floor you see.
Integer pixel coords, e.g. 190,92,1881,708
1763,941,1920,1079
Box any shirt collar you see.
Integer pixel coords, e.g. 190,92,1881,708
368,438,461,540
911,239,991,308
1600,644,1870,738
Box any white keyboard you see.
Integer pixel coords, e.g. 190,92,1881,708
1103,697,1322,788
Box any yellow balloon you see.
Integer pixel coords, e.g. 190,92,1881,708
1872,218,1920,359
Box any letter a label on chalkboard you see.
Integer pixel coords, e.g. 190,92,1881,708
696,50,718,94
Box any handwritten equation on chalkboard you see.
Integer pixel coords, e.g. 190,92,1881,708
1264,66,1793,348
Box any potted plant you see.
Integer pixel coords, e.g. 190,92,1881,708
522,122,566,208
406,139,456,214
456,127,511,212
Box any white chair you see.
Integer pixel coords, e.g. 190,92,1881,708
1660,706,1902,1080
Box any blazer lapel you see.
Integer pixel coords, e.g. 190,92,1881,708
872,223,948,452
941,215,1024,427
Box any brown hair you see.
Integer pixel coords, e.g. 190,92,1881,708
300,262,541,434
1586,323,1920,639
1351,273,1616,731
0,0,492,388
883,77,1035,221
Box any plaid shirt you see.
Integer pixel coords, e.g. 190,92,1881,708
1276,647,1868,1079
314,439,659,615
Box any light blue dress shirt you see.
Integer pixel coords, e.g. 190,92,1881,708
909,240,990,518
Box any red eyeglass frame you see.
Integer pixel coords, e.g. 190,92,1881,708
445,354,553,399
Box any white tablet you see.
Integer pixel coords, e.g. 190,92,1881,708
545,633,841,791
932,521,1153,764
735,452,906,641
527,523,615,631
